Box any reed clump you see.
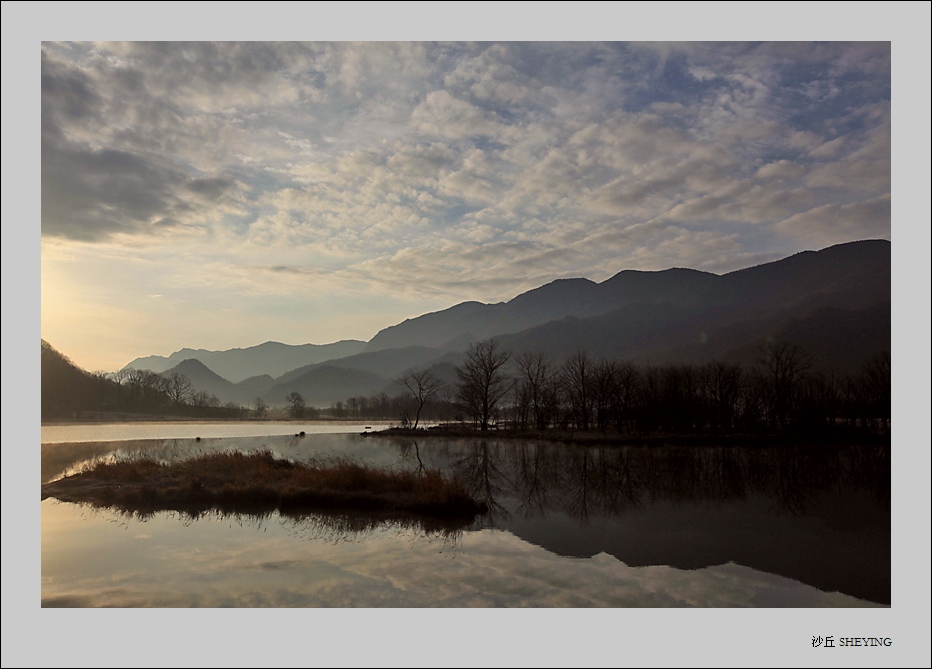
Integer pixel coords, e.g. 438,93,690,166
41,449,487,520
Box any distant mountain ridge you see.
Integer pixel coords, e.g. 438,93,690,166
363,269,724,352
365,240,889,352
158,358,278,406
118,239,890,407
124,339,366,383
494,240,891,369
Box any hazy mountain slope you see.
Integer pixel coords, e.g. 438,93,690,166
364,241,888,355
264,364,392,408
161,359,237,401
733,302,892,373
365,277,651,352
501,295,889,374
274,345,448,386
160,361,284,406
594,267,720,309
714,239,890,315
124,339,367,382
125,239,891,393
364,301,503,352
42,340,105,417
500,303,702,365
232,374,276,404
364,270,721,353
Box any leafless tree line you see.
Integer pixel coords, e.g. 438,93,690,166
391,339,891,437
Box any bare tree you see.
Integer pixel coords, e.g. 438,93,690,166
254,396,268,418
703,361,743,433
397,368,445,429
562,350,593,430
286,391,306,419
759,341,811,429
515,351,557,430
456,339,513,431
125,369,168,405
613,361,641,434
190,389,219,408
857,351,891,430
591,359,619,432
165,372,193,406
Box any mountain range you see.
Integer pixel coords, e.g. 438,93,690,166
125,339,367,383
123,239,891,408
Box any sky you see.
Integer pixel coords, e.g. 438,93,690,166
35,38,897,372
4,4,931,667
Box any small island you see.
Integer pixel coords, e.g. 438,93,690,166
41,449,487,523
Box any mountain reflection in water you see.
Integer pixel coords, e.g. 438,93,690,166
438,438,889,605
41,432,889,607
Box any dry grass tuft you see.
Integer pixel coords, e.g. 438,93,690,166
42,449,487,523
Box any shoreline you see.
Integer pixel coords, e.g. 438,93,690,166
367,426,892,447
41,449,487,524
41,415,384,426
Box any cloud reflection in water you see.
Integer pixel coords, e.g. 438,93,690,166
41,500,878,608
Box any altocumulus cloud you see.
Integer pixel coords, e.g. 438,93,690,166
41,40,890,317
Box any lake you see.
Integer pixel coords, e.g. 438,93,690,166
40,419,397,444
40,422,890,608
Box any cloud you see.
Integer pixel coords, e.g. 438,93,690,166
42,41,891,250
41,143,191,240
774,194,891,246
38,41,892,365
411,90,507,142
755,159,807,183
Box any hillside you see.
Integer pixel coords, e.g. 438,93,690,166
90,239,890,408
41,340,106,418
263,364,394,408
124,339,367,383
364,240,890,359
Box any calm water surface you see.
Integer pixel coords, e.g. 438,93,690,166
41,420,394,444
40,424,890,608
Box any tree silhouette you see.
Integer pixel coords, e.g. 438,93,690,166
286,391,306,419
456,339,512,431
165,372,193,406
759,342,811,430
562,350,593,430
397,368,445,429
515,351,558,430
254,396,268,418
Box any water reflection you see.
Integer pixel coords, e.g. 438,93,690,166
42,433,403,484
50,495,474,537
453,441,512,523
41,420,395,444
382,437,890,522
41,499,879,608
386,437,891,605
41,432,890,606
279,511,464,545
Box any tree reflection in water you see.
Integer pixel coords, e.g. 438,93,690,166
405,438,890,524
512,442,557,518
41,433,891,605
453,441,513,525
